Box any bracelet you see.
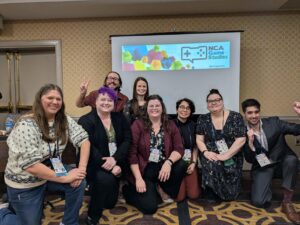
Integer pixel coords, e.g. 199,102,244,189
190,160,197,164
166,158,174,166
202,150,208,155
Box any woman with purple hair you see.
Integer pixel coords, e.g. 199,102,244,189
78,86,132,225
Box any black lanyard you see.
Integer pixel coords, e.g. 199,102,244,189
47,139,59,159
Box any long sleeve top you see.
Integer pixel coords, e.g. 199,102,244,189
5,115,88,189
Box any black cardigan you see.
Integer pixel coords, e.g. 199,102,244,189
78,109,132,178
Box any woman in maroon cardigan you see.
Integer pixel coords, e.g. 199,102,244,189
123,95,187,214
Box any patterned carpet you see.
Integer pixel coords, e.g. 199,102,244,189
42,197,300,225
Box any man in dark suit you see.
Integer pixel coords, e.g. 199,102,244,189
242,99,300,225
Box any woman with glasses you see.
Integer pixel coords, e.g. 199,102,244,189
123,95,186,214
174,98,201,202
196,89,246,201
123,77,149,124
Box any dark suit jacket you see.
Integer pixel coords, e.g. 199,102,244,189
78,109,132,178
243,116,300,170
127,119,184,184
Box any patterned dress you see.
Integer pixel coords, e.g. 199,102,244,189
196,111,246,200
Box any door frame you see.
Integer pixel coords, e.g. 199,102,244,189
0,40,62,87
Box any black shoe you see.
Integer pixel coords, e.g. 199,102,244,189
204,187,221,203
86,217,99,225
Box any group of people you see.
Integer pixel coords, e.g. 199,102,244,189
0,70,300,225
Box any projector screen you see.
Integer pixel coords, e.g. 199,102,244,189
111,32,241,114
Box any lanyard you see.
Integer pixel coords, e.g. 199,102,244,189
47,139,59,159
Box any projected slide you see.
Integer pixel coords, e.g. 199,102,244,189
122,41,230,71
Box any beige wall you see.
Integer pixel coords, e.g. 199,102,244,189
0,12,299,117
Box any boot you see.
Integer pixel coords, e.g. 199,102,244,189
281,202,300,225
282,189,300,225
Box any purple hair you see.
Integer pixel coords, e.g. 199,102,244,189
98,86,118,102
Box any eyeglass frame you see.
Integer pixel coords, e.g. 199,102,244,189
207,98,223,104
106,76,120,81
178,105,191,111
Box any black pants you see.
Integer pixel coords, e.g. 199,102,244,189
123,160,186,214
251,153,298,208
88,169,120,221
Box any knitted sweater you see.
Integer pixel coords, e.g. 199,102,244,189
5,115,88,189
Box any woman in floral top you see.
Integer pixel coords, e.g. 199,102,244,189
123,95,186,214
196,89,246,201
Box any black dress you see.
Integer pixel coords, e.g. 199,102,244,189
196,111,246,200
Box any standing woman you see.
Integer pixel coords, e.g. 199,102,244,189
5,84,90,225
123,95,186,214
78,86,131,225
174,98,201,202
196,89,246,201
123,77,149,123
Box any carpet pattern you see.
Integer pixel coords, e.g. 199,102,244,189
42,197,300,225
189,199,300,225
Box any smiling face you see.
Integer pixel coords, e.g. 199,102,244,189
177,100,191,121
207,93,224,113
244,106,260,127
147,99,162,119
105,72,120,90
136,80,148,97
41,90,62,121
96,92,115,114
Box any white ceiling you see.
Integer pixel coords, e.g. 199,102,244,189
0,0,299,21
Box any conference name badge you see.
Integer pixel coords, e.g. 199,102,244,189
149,148,160,163
215,138,235,166
256,153,272,167
109,142,117,156
215,138,229,154
50,158,68,177
183,149,192,162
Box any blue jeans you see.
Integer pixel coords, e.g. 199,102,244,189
7,179,86,225
0,208,21,225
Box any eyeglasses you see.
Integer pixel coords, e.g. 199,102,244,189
107,76,119,81
207,98,222,104
178,105,191,111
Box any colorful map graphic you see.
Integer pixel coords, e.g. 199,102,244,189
122,41,230,71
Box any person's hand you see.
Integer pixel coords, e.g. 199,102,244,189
247,129,255,151
70,179,83,188
158,161,172,182
135,177,146,193
101,157,116,171
111,165,122,177
293,101,300,116
186,162,196,174
64,168,86,183
203,151,219,161
79,79,90,95
216,153,230,161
